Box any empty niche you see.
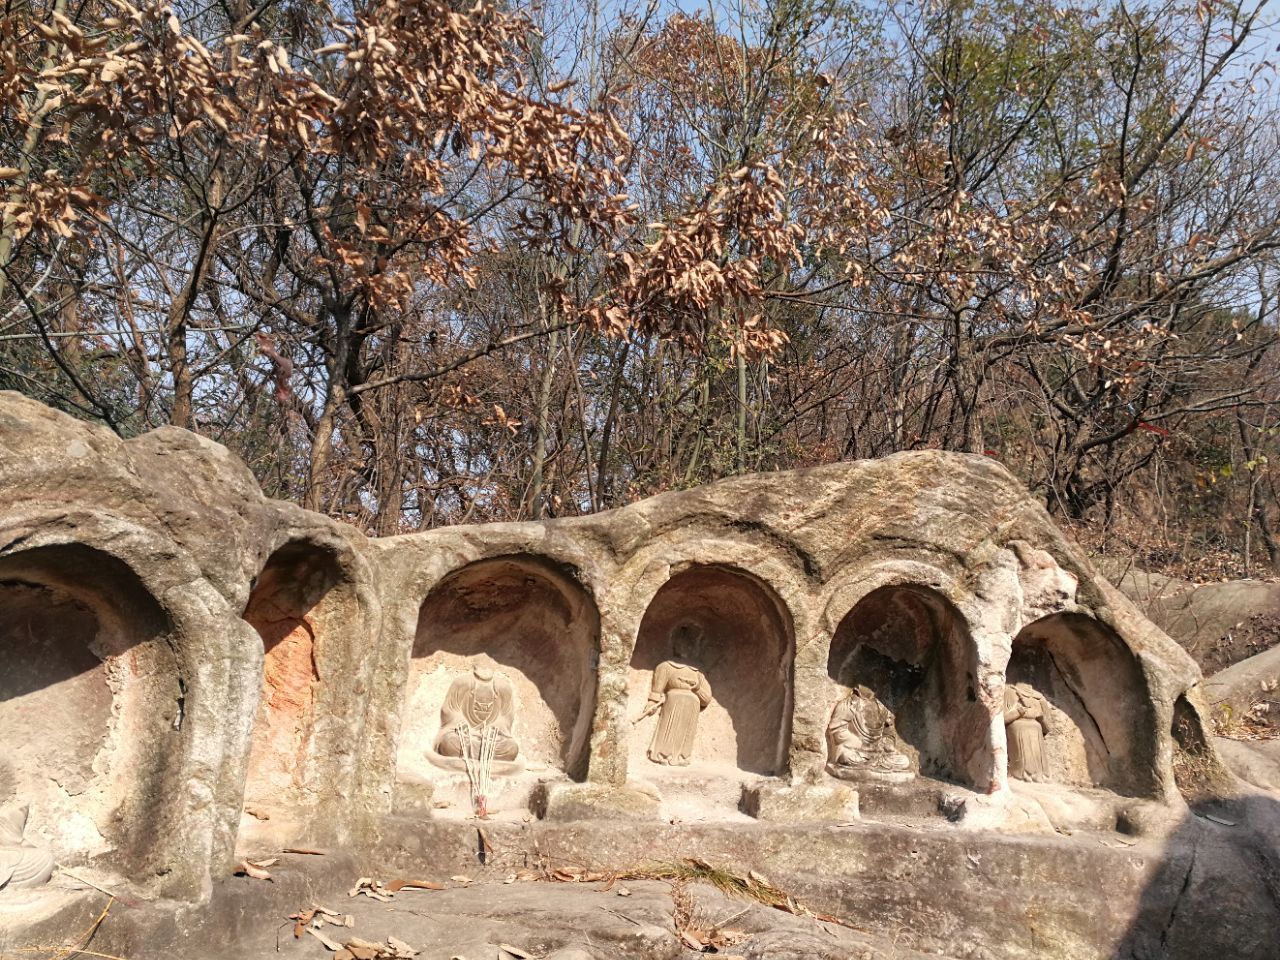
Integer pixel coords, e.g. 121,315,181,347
628,565,794,777
826,585,988,788
1007,613,1159,796
242,541,354,806
0,545,179,868
398,556,600,786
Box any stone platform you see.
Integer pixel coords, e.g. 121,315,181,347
6,798,1279,960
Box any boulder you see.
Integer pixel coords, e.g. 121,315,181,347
1099,559,1280,673
1204,644,1280,736
0,391,1221,909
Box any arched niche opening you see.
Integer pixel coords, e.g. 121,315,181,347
628,565,794,778
241,541,355,807
0,544,179,868
1170,693,1218,801
1007,613,1159,796
398,556,600,793
826,585,988,788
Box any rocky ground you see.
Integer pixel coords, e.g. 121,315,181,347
207,878,940,960
1100,561,1280,674
5,795,1280,960
1102,562,1280,786
1,850,951,960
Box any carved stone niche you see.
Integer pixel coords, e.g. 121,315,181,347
1170,691,1228,801
826,585,989,789
396,556,599,816
1007,614,1159,796
628,565,794,794
241,541,359,819
0,545,179,879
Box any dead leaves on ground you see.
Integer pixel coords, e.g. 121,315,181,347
290,906,415,958
235,846,327,881
334,936,417,960
386,878,446,892
350,875,452,899
291,859,836,959
666,857,847,927
672,878,749,955
348,877,394,901
234,857,277,881
678,922,749,954
527,856,849,930
496,945,534,959
291,905,355,939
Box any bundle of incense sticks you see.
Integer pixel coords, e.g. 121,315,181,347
460,722,498,817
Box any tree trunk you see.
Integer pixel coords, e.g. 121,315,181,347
595,341,629,507
528,327,559,520
166,168,225,429
736,343,748,472
306,302,351,513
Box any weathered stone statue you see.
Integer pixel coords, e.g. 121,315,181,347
826,686,914,781
638,623,713,766
1004,682,1050,782
0,805,54,894
433,665,520,763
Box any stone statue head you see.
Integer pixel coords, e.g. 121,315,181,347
670,621,705,662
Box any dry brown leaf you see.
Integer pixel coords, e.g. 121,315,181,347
386,878,444,892
306,925,344,950
449,875,473,884
349,877,394,901
498,945,532,959
234,860,273,881
477,827,495,860
289,907,316,938
343,938,382,960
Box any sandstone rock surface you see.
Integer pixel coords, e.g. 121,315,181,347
1,391,1270,959
1100,560,1280,673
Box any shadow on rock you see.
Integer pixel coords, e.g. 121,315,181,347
1112,791,1280,959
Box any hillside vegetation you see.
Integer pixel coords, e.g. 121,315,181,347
2,0,1277,576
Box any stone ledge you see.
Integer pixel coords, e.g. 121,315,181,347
391,779,436,817
531,782,662,822
741,781,860,822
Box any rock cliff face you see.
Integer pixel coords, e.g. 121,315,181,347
0,391,1217,902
